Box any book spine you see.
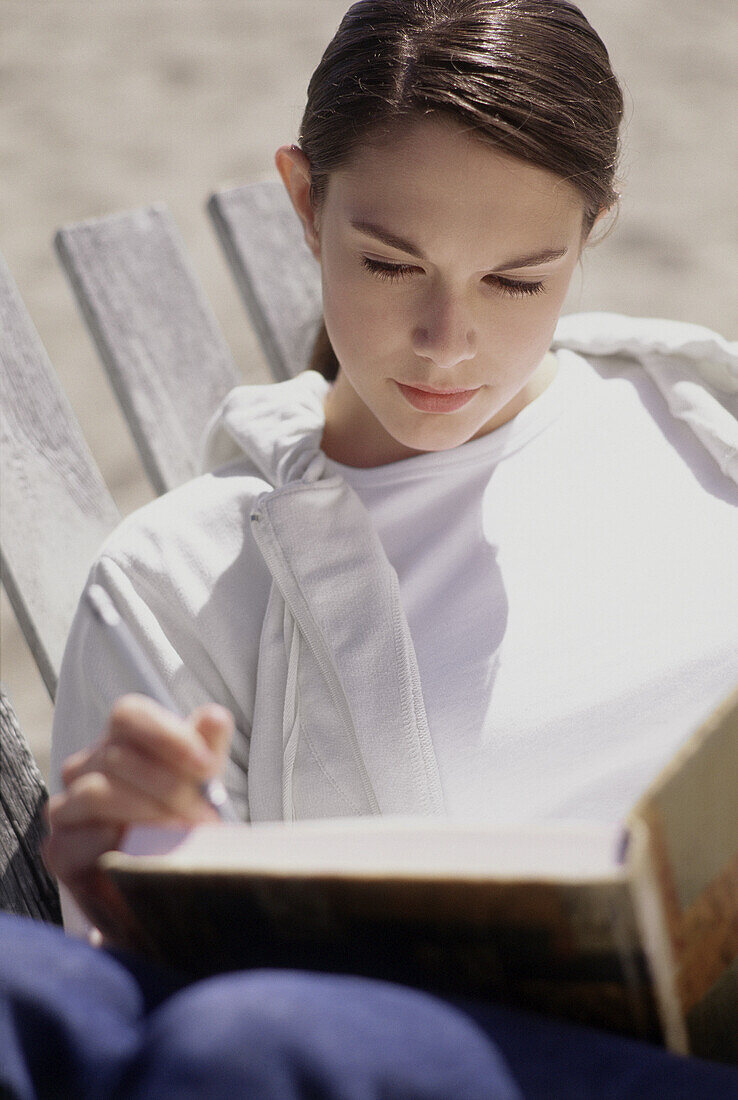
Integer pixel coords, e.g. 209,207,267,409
627,686,738,1063
626,819,689,1054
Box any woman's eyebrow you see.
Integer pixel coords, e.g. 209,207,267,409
350,219,568,269
493,246,569,270
351,219,426,259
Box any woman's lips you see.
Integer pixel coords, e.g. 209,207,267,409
395,381,480,413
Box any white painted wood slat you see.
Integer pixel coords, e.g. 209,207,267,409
55,206,241,494
0,252,120,698
208,181,323,382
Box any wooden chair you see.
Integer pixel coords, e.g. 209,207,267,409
207,180,321,382
0,688,62,923
0,251,120,921
55,183,322,492
0,253,121,697
1,182,321,919
55,205,242,494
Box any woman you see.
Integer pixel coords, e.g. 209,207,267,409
6,0,737,1095
46,0,737,932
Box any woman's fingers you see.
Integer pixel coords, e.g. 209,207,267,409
189,703,235,765
106,694,216,778
53,696,236,835
48,696,236,944
43,824,152,951
60,697,236,820
50,771,198,830
43,822,123,886
60,746,94,786
62,740,214,821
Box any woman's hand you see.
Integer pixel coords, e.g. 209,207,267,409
43,694,234,945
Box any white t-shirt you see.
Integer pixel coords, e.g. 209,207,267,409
324,350,738,825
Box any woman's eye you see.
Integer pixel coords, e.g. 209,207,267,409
487,275,545,299
361,257,416,282
362,257,545,298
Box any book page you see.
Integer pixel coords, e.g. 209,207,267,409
115,816,625,882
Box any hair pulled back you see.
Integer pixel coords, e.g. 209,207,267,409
300,0,624,379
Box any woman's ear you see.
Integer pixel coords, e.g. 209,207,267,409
275,145,320,259
583,202,618,247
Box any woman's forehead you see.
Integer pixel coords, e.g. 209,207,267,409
325,116,585,255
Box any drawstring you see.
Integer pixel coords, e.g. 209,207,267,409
282,605,302,821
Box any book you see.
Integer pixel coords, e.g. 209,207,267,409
99,682,738,1065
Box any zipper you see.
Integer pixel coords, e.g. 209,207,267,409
390,579,446,815
250,501,381,816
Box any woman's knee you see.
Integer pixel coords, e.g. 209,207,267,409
0,914,145,1099
119,969,521,1099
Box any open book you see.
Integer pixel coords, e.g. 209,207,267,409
99,683,738,1064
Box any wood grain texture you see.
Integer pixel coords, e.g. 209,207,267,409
0,252,120,697
56,206,241,494
208,181,322,381
0,688,62,923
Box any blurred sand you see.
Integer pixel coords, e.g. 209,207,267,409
1,0,736,779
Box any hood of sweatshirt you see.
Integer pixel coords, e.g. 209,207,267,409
553,312,738,483
200,368,332,486
199,312,738,488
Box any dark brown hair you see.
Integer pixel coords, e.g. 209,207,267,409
299,0,624,380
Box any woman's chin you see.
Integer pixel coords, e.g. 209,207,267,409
384,416,484,457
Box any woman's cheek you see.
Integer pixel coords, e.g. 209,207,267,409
324,271,396,363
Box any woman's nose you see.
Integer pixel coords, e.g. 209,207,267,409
411,291,476,369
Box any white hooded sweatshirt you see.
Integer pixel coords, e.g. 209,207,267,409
51,312,738,839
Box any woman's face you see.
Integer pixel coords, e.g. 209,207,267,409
283,116,588,466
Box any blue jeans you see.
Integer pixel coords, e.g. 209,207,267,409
1,914,737,1099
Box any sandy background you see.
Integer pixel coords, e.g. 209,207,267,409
1,0,736,780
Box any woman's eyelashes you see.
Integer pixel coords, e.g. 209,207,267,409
487,276,546,299
361,257,416,281
360,256,545,298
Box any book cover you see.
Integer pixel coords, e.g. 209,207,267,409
100,684,738,1061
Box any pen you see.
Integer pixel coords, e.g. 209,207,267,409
86,583,240,823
